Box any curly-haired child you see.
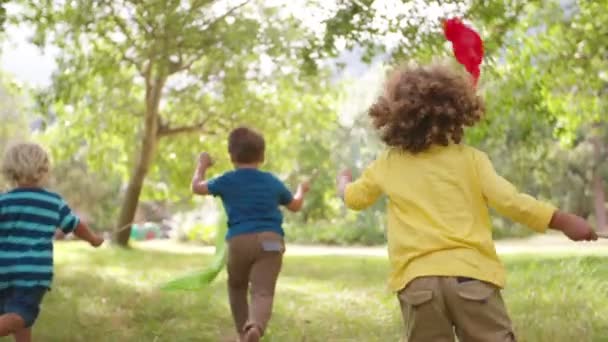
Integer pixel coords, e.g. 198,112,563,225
0,143,104,342
337,63,597,342
191,127,310,342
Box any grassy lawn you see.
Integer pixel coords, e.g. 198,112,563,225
6,242,608,342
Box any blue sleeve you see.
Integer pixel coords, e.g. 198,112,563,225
207,174,227,197
276,178,293,206
58,200,80,234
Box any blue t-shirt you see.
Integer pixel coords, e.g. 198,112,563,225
207,168,293,239
0,188,80,289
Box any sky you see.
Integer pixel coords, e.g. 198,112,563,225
1,24,57,87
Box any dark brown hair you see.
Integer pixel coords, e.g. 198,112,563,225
228,126,265,164
368,63,485,153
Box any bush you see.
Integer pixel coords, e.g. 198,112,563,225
491,216,534,240
286,211,534,246
286,211,387,246
170,200,227,245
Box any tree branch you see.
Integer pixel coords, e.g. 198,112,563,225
158,118,212,137
166,0,253,75
107,1,144,73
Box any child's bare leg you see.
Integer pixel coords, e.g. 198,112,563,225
13,327,31,342
0,314,25,337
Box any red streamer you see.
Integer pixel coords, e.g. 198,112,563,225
443,18,484,86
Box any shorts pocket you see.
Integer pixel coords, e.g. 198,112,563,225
256,232,285,253
398,284,437,339
457,279,497,302
399,290,434,307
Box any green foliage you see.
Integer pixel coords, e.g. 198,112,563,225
0,74,29,190
14,0,345,244
287,214,386,246
20,0,341,205
469,0,608,231
313,0,540,68
7,0,606,242
48,161,122,231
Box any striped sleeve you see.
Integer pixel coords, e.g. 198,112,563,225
57,200,80,233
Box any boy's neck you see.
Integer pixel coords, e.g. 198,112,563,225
234,163,260,169
16,182,43,189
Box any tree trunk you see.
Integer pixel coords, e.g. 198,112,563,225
592,172,607,233
591,124,607,233
114,75,165,246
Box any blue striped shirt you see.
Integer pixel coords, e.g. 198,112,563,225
0,188,80,289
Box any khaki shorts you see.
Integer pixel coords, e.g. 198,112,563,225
398,276,516,342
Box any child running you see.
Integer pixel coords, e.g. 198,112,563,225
191,126,310,342
337,63,597,341
0,143,104,342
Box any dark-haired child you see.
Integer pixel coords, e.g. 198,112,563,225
337,63,597,342
191,126,310,342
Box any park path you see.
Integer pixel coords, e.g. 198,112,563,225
135,233,608,257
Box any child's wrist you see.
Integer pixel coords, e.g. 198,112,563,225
549,210,567,232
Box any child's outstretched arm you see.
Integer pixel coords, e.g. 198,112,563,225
73,222,104,247
475,150,597,241
58,205,104,247
337,169,352,200
337,163,382,211
191,152,214,195
286,181,310,212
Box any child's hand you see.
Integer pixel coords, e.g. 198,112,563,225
198,152,214,168
298,181,311,194
337,169,353,183
336,169,352,199
90,235,105,247
550,211,598,241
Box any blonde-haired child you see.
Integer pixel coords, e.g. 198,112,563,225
0,143,103,342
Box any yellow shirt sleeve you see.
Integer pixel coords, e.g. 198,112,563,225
473,149,557,232
344,158,383,211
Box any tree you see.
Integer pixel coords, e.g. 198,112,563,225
307,0,540,69
22,0,338,246
318,0,607,235
469,0,608,232
0,75,28,190
511,0,607,232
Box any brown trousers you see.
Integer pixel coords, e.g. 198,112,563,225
398,276,516,342
227,231,284,337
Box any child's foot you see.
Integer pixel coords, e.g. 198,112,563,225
244,324,261,342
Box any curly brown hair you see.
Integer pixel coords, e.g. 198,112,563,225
368,63,485,153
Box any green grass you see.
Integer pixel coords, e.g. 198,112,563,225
4,243,608,341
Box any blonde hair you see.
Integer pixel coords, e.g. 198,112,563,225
1,143,50,186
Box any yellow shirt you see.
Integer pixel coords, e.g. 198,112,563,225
344,144,557,292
